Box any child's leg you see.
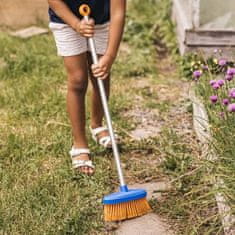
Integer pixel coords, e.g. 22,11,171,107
64,53,93,175
87,53,110,131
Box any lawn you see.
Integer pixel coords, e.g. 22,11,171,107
0,31,114,234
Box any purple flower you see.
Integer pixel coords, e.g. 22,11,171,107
228,103,235,112
193,70,202,78
219,59,227,66
229,88,235,99
230,92,235,99
212,83,220,90
210,95,218,103
225,74,233,81
227,68,235,76
217,79,225,87
222,99,229,106
214,49,218,54
210,80,217,86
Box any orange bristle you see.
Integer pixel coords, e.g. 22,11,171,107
104,198,151,222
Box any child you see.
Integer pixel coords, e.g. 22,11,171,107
48,0,126,175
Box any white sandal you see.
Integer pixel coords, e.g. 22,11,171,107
90,126,120,149
69,147,95,172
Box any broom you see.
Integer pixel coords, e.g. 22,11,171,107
79,4,151,221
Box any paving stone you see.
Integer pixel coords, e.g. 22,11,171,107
128,182,170,201
130,127,161,140
10,26,48,38
125,108,163,140
116,213,174,235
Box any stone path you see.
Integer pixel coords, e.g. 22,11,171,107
10,26,48,38
112,53,199,234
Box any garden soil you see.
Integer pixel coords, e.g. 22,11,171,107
0,0,48,29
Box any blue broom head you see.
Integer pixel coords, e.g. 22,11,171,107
103,185,147,205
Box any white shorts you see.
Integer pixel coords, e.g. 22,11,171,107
49,22,109,57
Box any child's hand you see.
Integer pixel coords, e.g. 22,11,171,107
91,54,115,79
76,19,95,38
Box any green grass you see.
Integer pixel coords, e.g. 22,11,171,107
152,130,223,234
0,0,227,234
0,33,114,234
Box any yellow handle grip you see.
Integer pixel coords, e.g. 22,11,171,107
79,4,91,17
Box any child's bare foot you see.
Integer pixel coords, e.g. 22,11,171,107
70,148,95,175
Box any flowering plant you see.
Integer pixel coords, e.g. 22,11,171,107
187,51,235,209
191,54,235,119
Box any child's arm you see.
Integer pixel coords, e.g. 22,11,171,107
92,0,126,79
48,0,94,37
106,0,126,60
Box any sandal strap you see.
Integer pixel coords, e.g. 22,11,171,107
99,134,120,147
69,147,90,157
72,159,95,169
99,136,112,148
90,126,108,136
90,126,120,149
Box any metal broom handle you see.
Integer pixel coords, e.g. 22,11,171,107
79,5,126,187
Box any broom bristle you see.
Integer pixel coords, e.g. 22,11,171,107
104,197,151,221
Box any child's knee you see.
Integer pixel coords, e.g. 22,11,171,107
67,72,88,93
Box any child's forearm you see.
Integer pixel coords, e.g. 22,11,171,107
48,0,80,29
105,0,126,59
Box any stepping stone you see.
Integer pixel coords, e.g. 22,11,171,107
128,182,170,201
124,105,163,140
115,182,173,235
130,127,161,140
10,26,48,38
116,213,173,235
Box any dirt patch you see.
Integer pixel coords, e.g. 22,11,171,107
0,0,48,29
124,104,163,140
123,80,191,141
0,58,7,69
119,42,131,55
